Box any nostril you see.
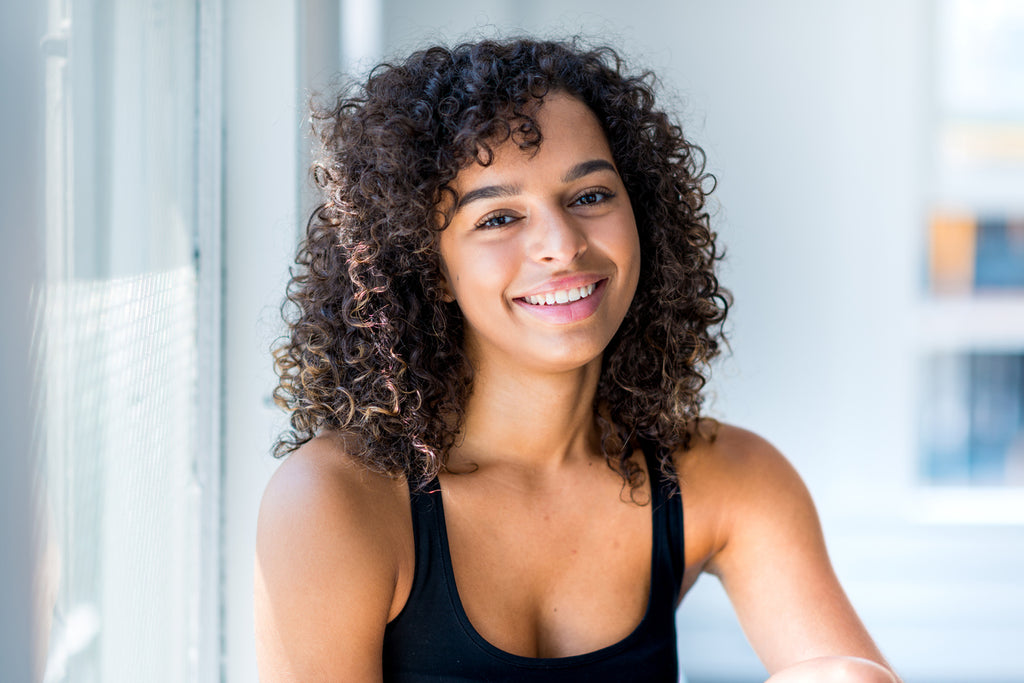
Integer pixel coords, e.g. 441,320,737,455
528,215,588,263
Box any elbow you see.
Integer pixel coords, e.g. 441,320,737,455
829,657,898,683
766,656,899,683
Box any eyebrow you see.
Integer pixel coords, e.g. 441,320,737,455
561,158,617,183
454,158,618,211
455,183,521,211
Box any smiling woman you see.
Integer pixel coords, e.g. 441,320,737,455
257,38,900,682
438,93,641,372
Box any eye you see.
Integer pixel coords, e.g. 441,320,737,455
475,212,519,229
572,188,614,206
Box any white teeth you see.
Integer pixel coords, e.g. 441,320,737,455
523,283,597,306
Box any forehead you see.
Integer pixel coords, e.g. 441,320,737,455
450,93,615,191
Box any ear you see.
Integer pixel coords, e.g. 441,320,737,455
437,270,456,303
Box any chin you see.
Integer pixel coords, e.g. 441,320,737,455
516,343,608,376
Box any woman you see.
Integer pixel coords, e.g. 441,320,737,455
256,38,899,682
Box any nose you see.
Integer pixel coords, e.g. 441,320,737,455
527,209,587,265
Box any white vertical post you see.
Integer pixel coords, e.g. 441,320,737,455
341,0,383,76
222,2,299,682
195,0,225,680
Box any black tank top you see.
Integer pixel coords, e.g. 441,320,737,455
382,442,685,682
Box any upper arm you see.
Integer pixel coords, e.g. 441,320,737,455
697,427,889,675
254,439,409,683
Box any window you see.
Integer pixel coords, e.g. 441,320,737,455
919,0,1024,495
39,1,222,680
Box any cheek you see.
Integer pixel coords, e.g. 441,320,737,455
608,222,642,316
600,219,641,288
628,227,641,288
444,241,519,308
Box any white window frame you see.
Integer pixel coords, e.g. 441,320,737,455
195,0,225,680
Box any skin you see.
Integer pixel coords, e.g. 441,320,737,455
255,93,900,682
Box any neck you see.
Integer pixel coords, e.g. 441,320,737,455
449,353,604,477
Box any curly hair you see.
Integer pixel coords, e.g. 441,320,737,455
272,37,730,491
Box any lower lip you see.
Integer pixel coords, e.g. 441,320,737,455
513,280,608,324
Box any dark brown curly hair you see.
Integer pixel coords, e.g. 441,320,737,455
273,37,729,491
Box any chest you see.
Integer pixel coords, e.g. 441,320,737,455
437,475,655,659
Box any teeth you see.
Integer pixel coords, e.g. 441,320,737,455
524,283,597,306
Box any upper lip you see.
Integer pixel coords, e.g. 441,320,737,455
515,274,607,299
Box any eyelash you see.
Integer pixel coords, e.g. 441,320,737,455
475,212,518,229
572,188,614,206
473,188,615,230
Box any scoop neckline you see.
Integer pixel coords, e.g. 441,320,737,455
429,455,664,668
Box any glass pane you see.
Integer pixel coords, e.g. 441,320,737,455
928,211,1024,294
41,1,202,681
931,0,1024,217
921,352,1024,485
937,0,1024,118
921,2,1024,491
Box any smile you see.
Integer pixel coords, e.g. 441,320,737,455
522,283,597,306
513,279,608,324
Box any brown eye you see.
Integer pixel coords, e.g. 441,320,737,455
476,212,518,229
572,189,614,206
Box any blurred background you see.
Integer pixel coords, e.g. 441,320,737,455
2,0,1023,681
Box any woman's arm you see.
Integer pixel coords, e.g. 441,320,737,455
692,426,899,682
254,436,412,683
764,656,898,682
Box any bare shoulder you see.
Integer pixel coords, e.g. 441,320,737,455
255,433,412,682
675,422,892,674
675,421,796,487
679,422,807,507
258,431,411,548
672,422,807,582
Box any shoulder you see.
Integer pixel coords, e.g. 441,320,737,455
256,431,413,605
671,431,894,674
676,421,806,507
258,431,410,535
257,433,412,580
672,422,816,575
255,432,412,681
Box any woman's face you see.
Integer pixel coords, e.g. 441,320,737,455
438,92,641,374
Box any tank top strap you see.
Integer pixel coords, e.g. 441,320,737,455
402,477,445,607
640,439,686,602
